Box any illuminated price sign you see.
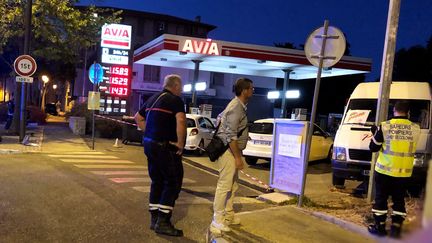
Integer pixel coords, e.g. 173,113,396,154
109,86,128,96
107,65,130,97
110,66,130,76
109,76,128,86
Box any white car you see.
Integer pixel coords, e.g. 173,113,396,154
185,114,216,155
243,118,334,165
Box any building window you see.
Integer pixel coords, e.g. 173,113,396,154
211,72,225,86
143,65,161,83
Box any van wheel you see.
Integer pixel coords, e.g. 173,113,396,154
245,157,258,165
332,174,345,189
195,140,205,156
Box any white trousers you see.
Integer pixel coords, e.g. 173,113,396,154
213,149,239,223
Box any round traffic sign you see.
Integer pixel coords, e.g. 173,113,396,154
14,55,37,77
304,26,346,68
89,63,103,84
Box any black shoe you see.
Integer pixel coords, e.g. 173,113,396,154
390,225,401,239
368,224,387,236
155,212,183,237
150,210,158,230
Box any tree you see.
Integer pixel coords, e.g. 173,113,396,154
393,35,432,83
0,1,122,71
0,0,122,133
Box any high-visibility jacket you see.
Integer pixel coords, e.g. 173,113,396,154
375,118,421,177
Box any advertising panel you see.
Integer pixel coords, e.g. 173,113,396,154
270,120,309,195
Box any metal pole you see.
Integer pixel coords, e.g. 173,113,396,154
82,48,88,98
280,69,292,118
298,20,329,207
92,61,97,150
19,0,32,142
367,0,401,203
191,60,202,108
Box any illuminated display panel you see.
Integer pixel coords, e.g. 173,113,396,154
99,24,132,115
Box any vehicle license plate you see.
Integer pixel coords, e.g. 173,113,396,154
363,170,370,176
254,140,271,146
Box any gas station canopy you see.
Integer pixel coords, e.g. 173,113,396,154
133,34,371,79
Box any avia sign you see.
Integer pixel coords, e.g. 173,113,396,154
179,38,220,56
101,24,132,50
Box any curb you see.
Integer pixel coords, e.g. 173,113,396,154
182,157,269,193
297,207,379,241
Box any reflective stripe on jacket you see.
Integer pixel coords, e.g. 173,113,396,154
375,118,420,177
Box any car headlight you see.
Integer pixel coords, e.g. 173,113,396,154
333,147,347,161
413,153,431,167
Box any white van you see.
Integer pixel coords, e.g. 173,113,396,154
332,82,431,188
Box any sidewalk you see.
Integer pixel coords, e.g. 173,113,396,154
0,124,44,154
219,206,375,243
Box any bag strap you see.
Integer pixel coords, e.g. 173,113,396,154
212,115,247,139
145,92,168,128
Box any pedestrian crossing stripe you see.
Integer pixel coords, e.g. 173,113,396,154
60,159,134,164
131,186,262,204
73,164,146,169
54,152,105,155
48,155,118,159
110,177,196,184
90,171,148,175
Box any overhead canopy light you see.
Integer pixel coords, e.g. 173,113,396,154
267,91,280,99
183,82,207,92
267,90,300,99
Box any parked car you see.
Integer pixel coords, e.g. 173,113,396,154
243,118,333,165
45,103,58,116
185,114,216,155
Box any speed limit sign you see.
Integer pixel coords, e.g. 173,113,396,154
14,55,37,77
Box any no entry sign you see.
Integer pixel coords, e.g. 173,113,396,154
14,55,37,77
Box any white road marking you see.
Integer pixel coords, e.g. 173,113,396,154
60,159,134,164
110,177,196,184
91,171,148,176
73,165,146,169
48,155,118,159
54,152,105,155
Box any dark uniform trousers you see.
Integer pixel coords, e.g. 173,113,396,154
373,171,408,224
144,139,183,209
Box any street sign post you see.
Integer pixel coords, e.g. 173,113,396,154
299,20,346,207
14,54,37,142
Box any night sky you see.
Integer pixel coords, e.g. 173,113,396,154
78,0,432,81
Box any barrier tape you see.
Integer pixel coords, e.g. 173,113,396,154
94,114,137,127
94,114,272,191
240,170,272,191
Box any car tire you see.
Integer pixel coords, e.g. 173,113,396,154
245,156,258,165
332,174,345,189
195,140,205,156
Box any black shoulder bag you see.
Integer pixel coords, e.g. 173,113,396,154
206,123,247,162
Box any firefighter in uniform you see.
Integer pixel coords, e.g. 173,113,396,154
368,100,420,238
134,74,186,237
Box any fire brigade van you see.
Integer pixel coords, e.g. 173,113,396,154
331,82,431,189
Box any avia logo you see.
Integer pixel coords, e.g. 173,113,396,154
181,39,220,55
103,27,130,38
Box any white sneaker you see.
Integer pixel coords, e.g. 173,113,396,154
225,216,241,225
210,221,231,235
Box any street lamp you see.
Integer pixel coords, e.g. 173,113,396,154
53,84,57,90
41,75,50,112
